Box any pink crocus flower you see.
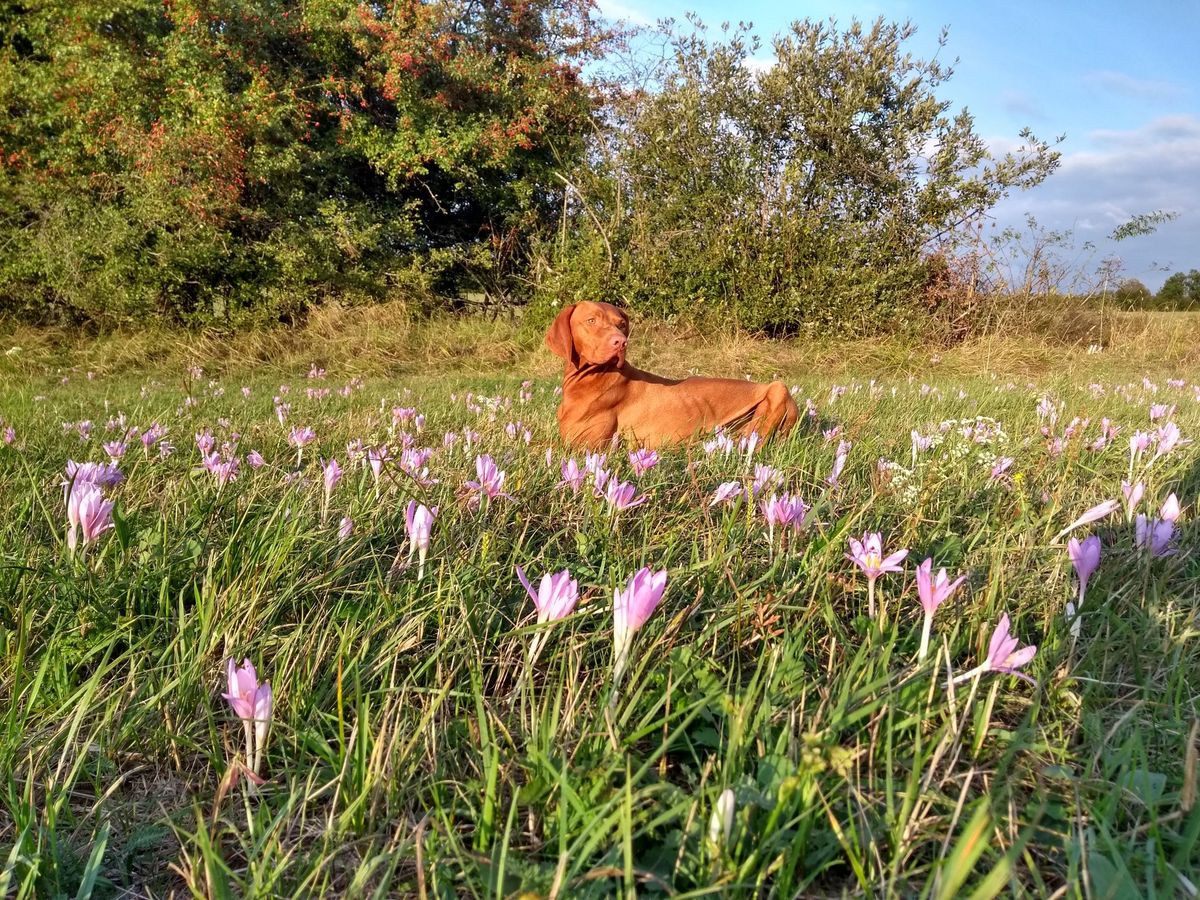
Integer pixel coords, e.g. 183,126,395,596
759,493,810,544
367,447,389,486
464,454,510,506
338,516,354,542
710,481,745,507
195,430,216,455
289,426,316,464
404,501,437,578
322,458,343,504
246,450,265,468
202,453,240,486
559,458,586,493
4,425,16,446
613,567,668,688
846,533,908,618
915,558,966,661
951,613,1037,686
827,440,851,487
66,483,115,555
750,465,780,497
222,658,273,777
1121,480,1144,521
584,452,608,476
516,564,579,663
1054,499,1119,540
1152,422,1190,461
63,460,123,501
1161,493,1181,523
604,478,647,512
703,432,735,456
1135,496,1180,557
516,565,579,624
628,448,660,476
1066,535,1101,639
989,457,1014,482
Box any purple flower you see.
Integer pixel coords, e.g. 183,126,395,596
989,456,1014,482
952,613,1037,686
703,432,734,456
202,453,240,486
516,564,579,625
559,458,587,493
710,480,745,507
827,440,851,487
1135,496,1179,558
915,558,966,661
603,478,647,512
759,493,810,543
613,567,668,687
195,430,216,455
584,452,608,476
404,501,437,578
1067,535,1101,598
1153,422,1190,460
62,460,123,502
246,450,265,469
846,532,908,618
288,426,316,448
322,458,343,493
222,658,273,776
1054,499,1119,540
1121,480,1144,520
464,454,510,506
750,465,780,496
338,516,354,542
628,448,660,476
66,483,115,554
366,446,389,483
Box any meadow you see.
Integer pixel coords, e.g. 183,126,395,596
1,335,1198,898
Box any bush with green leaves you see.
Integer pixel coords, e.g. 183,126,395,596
538,17,1061,335
0,0,603,326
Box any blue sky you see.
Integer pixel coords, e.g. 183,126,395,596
596,0,1200,290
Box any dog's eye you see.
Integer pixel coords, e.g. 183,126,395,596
586,317,597,325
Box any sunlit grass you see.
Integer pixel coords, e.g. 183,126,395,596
0,362,1197,898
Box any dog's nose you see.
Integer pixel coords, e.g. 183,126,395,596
610,333,627,350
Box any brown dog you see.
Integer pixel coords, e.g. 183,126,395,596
545,301,799,449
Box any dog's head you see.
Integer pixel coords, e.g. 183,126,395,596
545,301,630,369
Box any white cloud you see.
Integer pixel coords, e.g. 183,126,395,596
595,0,652,26
1082,70,1185,102
989,115,1200,287
742,57,776,75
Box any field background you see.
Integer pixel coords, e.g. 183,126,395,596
1,314,1198,898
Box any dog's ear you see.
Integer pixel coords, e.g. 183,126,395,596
544,304,578,365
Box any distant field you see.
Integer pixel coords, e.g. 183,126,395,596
0,350,1197,897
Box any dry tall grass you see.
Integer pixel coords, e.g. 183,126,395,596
2,302,1198,383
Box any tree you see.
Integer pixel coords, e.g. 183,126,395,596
539,17,1061,334
1114,278,1152,310
1156,270,1200,310
0,0,606,325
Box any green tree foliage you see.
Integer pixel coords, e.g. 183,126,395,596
0,0,604,325
3,10,1062,332
1113,278,1152,310
1155,270,1200,311
539,17,1061,334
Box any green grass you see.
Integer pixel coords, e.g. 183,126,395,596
0,358,1197,898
